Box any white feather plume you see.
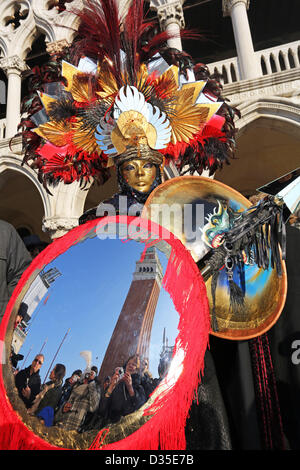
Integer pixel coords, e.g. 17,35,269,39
113,85,149,120
80,350,92,376
147,104,171,149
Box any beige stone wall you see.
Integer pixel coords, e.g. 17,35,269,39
0,0,299,240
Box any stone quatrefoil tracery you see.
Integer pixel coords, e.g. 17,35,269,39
2,3,29,30
46,0,75,13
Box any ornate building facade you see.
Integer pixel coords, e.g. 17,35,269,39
0,0,299,241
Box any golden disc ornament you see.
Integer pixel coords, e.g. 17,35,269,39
143,176,287,340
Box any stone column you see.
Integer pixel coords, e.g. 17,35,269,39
0,56,29,138
223,0,261,80
150,0,185,51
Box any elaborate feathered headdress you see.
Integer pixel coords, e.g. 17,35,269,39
20,0,240,192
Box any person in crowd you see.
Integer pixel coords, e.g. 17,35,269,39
89,366,98,382
103,376,111,394
98,354,147,425
77,374,112,433
14,354,44,408
10,345,24,373
151,357,171,390
140,357,155,399
28,363,66,427
54,366,101,432
0,220,31,324
77,366,99,432
13,302,28,330
22,234,49,259
56,369,82,411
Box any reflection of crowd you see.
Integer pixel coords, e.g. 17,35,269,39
12,351,171,434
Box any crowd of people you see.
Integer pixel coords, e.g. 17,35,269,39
1,219,170,435
13,352,170,434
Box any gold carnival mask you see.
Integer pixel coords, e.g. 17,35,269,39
121,159,157,193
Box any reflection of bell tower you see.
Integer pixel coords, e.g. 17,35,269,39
99,247,163,383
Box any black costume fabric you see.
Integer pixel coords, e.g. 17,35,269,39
14,366,42,409
267,225,300,449
208,337,262,449
185,349,232,450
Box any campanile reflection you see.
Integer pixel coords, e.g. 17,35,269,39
99,247,163,383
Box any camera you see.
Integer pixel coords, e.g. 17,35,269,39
115,367,124,380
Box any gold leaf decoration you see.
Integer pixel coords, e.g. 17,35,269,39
197,102,223,123
135,64,153,98
62,61,81,92
153,67,179,99
111,126,127,154
165,65,179,88
70,74,96,103
97,62,119,100
181,81,207,104
72,121,100,154
146,123,158,149
33,121,73,146
38,93,58,113
169,89,210,144
117,110,149,140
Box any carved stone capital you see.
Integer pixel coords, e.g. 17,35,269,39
150,0,185,29
42,216,78,239
0,55,29,75
46,39,70,56
222,0,250,17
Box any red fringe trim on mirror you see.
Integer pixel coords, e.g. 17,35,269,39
0,216,210,450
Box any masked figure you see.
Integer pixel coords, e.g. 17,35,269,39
20,0,292,451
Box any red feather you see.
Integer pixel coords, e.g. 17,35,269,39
70,0,123,85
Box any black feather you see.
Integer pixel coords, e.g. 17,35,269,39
47,98,77,122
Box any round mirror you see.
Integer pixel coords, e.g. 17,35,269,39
0,216,210,450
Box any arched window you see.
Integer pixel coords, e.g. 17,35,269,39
288,49,296,68
261,56,268,75
270,55,277,73
21,35,51,108
230,63,237,82
0,69,7,121
279,51,286,71
221,65,229,84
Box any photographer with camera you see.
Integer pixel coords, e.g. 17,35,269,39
98,355,147,425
